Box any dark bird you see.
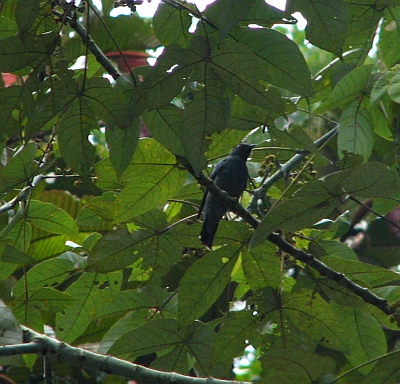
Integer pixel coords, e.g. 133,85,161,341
198,143,255,248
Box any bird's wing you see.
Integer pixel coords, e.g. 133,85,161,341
197,159,227,219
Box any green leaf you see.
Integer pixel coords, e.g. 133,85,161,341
321,256,400,287
205,0,255,40
310,240,358,261
261,349,336,383
179,244,241,326
56,271,122,343
288,0,348,56
0,212,32,252
286,291,348,352
242,242,281,290
212,39,286,113
85,77,135,130
130,44,199,116
227,97,273,131
153,2,192,47
97,286,173,318
1,142,38,190
0,85,29,140
0,33,58,72
58,98,97,175
379,7,400,67
180,73,230,173
99,310,151,354
314,65,373,113
26,287,77,313
132,209,182,278
231,27,313,96
143,105,185,156
110,318,182,359
243,0,297,27
13,258,75,298
27,200,78,236
250,181,337,249
338,307,386,375
342,162,399,198
87,229,145,273
106,122,140,178
338,101,374,161
0,16,18,39
112,139,186,222
1,244,36,264
212,312,259,364
363,350,400,383
268,125,316,153
16,0,40,33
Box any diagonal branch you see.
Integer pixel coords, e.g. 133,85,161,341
5,327,245,384
56,10,121,79
253,125,339,200
177,152,395,318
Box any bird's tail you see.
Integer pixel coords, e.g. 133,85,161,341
200,210,224,248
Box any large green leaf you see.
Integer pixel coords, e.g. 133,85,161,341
338,307,386,375
205,0,256,40
0,211,32,252
180,71,231,173
112,139,186,222
241,242,281,290
178,244,241,326
13,258,75,298
1,142,39,191
314,65,373,113
27,200,78,236
268,125,316,153
85,77,135,130
260,349,336,383
250,181,337,249
110,318,182,359
363,350,400,384
286,291,348,352
87,229,145,272
231,27,313,96
288,0,348,56
211,39,286,113
338,100,374,161
243,0,297,27
16,0,40,33
341,162,399,198
106,122,141,178
153,2,192,47
58,98,97,175
212,311,260,364
0,86,30,140
379,7,400,68
129,44,199,116
321,256,400,287
56,271,122,343
143,105,186,156
0,32,59,72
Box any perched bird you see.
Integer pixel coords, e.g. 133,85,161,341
198,143,255,248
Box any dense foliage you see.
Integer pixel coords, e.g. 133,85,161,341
1,0,400,382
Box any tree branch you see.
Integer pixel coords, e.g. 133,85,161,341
254,125,338,199
57,10,121,79
177,136,396,318
10,327,247,384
